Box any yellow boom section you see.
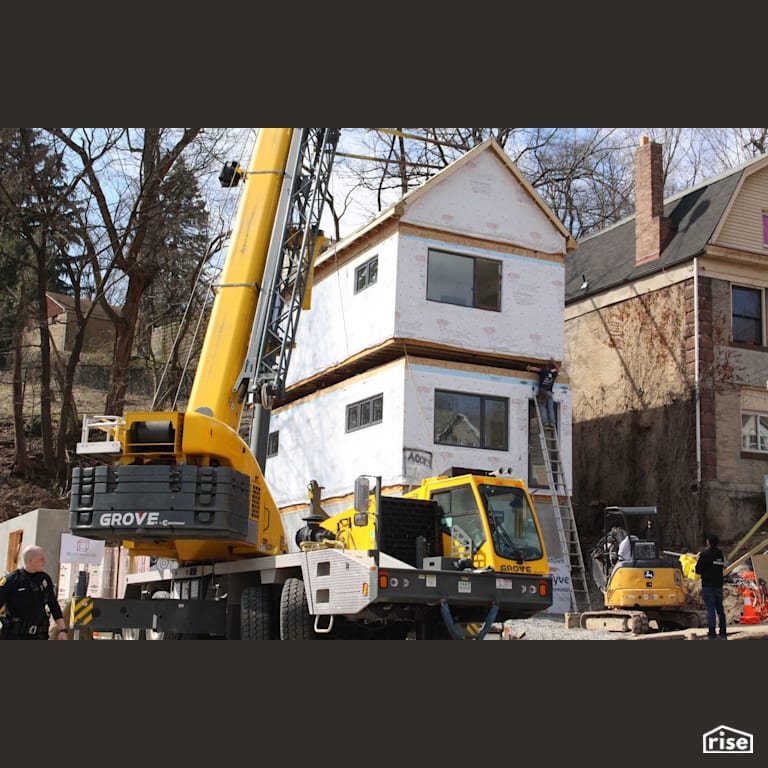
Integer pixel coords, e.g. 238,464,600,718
187,128,295,430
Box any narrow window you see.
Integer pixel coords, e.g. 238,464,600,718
762,212,768,246
266,431,279,458
346,394,383,433
434,390,508,450
426,249,501,311
354,255,378,293
732,285,764,345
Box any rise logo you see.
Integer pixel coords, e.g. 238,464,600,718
702,725,754,755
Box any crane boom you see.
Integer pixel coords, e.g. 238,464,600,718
70,128,339,564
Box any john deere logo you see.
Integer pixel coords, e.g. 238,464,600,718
702,724,754,755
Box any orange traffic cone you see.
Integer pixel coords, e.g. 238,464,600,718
739,590,761,625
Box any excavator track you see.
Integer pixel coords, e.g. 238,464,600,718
579,610,650,634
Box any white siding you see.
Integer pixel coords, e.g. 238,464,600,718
401,149,565,254
394,233,563,359
287,235,399,385
288,233,563,386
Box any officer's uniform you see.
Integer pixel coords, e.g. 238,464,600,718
0,567,63,640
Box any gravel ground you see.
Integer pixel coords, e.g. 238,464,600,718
495,613,623,640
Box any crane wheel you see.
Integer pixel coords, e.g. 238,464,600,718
279,577,314,640
241,583,279,640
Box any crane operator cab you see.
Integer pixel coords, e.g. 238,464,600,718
483,486,544,565
412,470,548,575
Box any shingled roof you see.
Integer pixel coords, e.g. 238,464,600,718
564,162,752,303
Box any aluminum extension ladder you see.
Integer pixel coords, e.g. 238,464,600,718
532,395,592,613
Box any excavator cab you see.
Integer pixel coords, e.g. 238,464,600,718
581,504,699,633
592,506,658,591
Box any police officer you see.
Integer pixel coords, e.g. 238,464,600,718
0,544,68,640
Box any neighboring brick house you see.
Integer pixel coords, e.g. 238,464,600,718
26,292,116,356
264,138,577,564
564,136,768,550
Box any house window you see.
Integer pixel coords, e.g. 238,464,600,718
763,212,768,247
434,390,508,450
346,394,383,432
266,431,279,458
732,285,764,345
354,256,378,293
742,412,768,453
426,249,501,310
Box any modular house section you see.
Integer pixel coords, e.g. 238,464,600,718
287,142,567,387
268,355,572,555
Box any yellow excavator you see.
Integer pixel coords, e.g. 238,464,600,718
579,505,702,634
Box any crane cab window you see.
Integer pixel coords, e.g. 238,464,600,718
480,484,543,562
431,484,487,555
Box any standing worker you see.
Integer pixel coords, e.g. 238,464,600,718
0,544,68,640
526,358,560,428
695,533,727,640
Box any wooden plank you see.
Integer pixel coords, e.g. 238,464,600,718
724,536,768,576
727,509,768,562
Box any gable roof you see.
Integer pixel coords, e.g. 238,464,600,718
320,138,576,265
47,292,115,320
565,151,768,303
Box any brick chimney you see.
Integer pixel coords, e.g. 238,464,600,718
634,136,671,265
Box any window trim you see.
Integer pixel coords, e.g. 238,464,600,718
433,389,508,451
741,411,768,454
762,211,768,248
354,255,378,294
732,284,764,346
346,394,383,433
426,248,502,311
266,430,279,458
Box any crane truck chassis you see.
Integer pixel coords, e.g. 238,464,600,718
71,467,553,640
67,128,553,639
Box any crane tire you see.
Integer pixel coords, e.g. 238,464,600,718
279,577,314,640
241,583,278,640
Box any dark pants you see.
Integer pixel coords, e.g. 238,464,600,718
701,586,727,637
3,632,49,640
0,619,49,640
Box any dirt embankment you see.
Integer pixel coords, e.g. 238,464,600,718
0,376,153,523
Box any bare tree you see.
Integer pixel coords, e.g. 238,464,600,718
333,128,634,238
331,128,768,241
43,128,226,417
0,128,229,487
0,128,79,481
